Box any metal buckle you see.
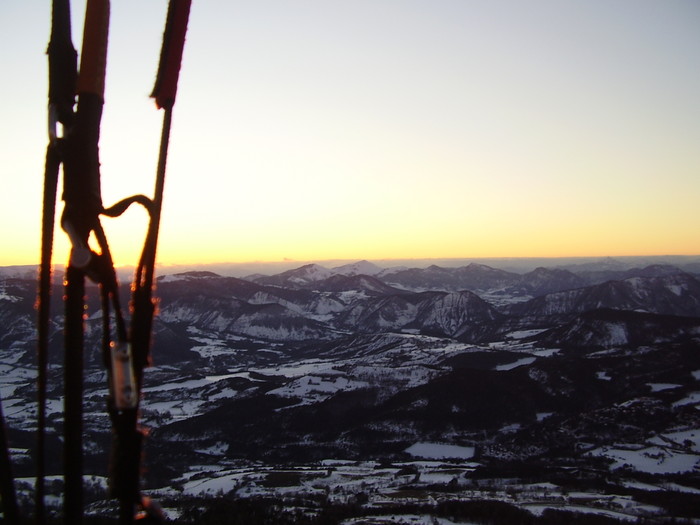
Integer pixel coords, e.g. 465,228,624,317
109,341,138,410
61,218,92,269
48,104,58,143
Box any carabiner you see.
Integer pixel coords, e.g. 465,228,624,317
48,104,58,143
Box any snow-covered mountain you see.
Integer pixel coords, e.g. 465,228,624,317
515,266,586,296
508,272,700,322
337,289,502,339
534,308,700,350
249,260,386,287
331,259,383,276
2,260,700,522
305,273,402,296
379,263,521,292
250,263,334,287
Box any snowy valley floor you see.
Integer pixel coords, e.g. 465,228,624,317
4,331,700,523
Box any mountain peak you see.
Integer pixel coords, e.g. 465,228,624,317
159,270,222,282
332,260,383,276
286,264,332,283
251,263,334,288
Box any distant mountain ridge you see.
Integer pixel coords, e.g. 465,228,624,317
3,255,699,281
250,260,384,288
248,258,700,298
3,258,700,520
508,272,700,320
3,260,699,350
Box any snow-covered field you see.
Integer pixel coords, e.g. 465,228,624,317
587,445,700,474
142,458,676,523
3,270,700,524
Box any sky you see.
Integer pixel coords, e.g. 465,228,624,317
1,0,699,268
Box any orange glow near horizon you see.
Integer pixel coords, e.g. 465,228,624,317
2,201,698,268
1,2,699,269
3,237,699,269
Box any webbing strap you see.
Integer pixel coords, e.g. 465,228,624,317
132,0,192,375
76,0,109,98
137,0,192,292
63,265,85,525
59,2,110,522
35,142,61,525
151,0,192,110
38,1,77,522
48,0,77,127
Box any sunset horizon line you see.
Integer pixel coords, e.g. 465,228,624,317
3,253,700,271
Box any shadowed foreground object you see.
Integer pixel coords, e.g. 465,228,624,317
29,1,192,524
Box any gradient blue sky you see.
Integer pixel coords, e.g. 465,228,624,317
1,1,699,267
